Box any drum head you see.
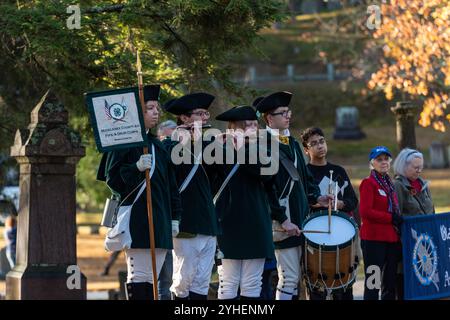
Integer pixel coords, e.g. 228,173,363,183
303,214,356,247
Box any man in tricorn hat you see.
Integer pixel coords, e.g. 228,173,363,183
213,105,283,300
256,91,331,300
97,84,182,300
163,92,220,300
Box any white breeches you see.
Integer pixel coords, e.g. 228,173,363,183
217,258,265,299
125,248,168,284
275,246,302,300
170,235,216,298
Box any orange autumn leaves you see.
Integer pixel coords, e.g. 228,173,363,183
368,0,450,131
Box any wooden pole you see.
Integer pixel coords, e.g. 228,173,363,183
136,51,159,300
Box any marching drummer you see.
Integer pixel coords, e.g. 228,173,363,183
301,127,359,300
255,92,331,300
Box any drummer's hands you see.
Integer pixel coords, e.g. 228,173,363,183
316,194,333,207
335,200,345,210
281,220,301,237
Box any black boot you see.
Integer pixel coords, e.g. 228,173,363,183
189,291,207,300
125,282,154,300
173,294,189,300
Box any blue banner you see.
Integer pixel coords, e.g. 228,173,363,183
402,212,450,300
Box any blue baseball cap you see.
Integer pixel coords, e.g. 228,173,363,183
369,146,392,161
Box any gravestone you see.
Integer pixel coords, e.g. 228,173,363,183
0,247,11,280
287,64,295,82
391,101,417,150
333,106,366,140
448,146,450,167
327,0,342,10
429,141,449,169
248,66,256,85
6,90,86,299
327,63,334,81
301,0,321,14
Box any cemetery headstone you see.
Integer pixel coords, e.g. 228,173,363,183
6,90,86,299
333,106,366,140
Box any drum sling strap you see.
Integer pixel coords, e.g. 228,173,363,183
279,151,297,201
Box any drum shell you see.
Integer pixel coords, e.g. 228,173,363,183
302,210,358,290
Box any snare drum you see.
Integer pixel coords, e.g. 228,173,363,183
302,210,359,294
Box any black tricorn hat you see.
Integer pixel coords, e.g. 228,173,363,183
252,96,265,107
166,92,215,115
255,91,292,113
143,85,160,102
215,105,257,122
162,98,177,111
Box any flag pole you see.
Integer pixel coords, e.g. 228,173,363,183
136,51,159,300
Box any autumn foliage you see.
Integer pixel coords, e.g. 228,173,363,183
368,0,450,131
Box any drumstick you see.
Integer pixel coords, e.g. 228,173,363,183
273,229,329,234
300,230,330,234
334,181,338,211
328,170,333,234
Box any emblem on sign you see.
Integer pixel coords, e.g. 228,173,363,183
411,228,439,290
105,99,128,122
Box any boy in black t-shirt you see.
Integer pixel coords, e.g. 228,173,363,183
300,127,359,300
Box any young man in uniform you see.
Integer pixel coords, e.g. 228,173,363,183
213,105,279,300
97,85,182,300
255,91,332,300
301,126,359,300
163,93,220,300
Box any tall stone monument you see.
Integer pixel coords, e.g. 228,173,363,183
391,101,418,150
6,90,86,299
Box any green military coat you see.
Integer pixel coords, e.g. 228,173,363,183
163,139,220,236
265,132,321,249
214,141,277,260
98,133,182,249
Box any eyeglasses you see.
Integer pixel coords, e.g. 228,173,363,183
307,138,326,148
189,111,210,118
270,109,292,118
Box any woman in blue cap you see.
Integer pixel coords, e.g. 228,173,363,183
359,146,403,300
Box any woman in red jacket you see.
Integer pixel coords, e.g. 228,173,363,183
359,146,403,300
